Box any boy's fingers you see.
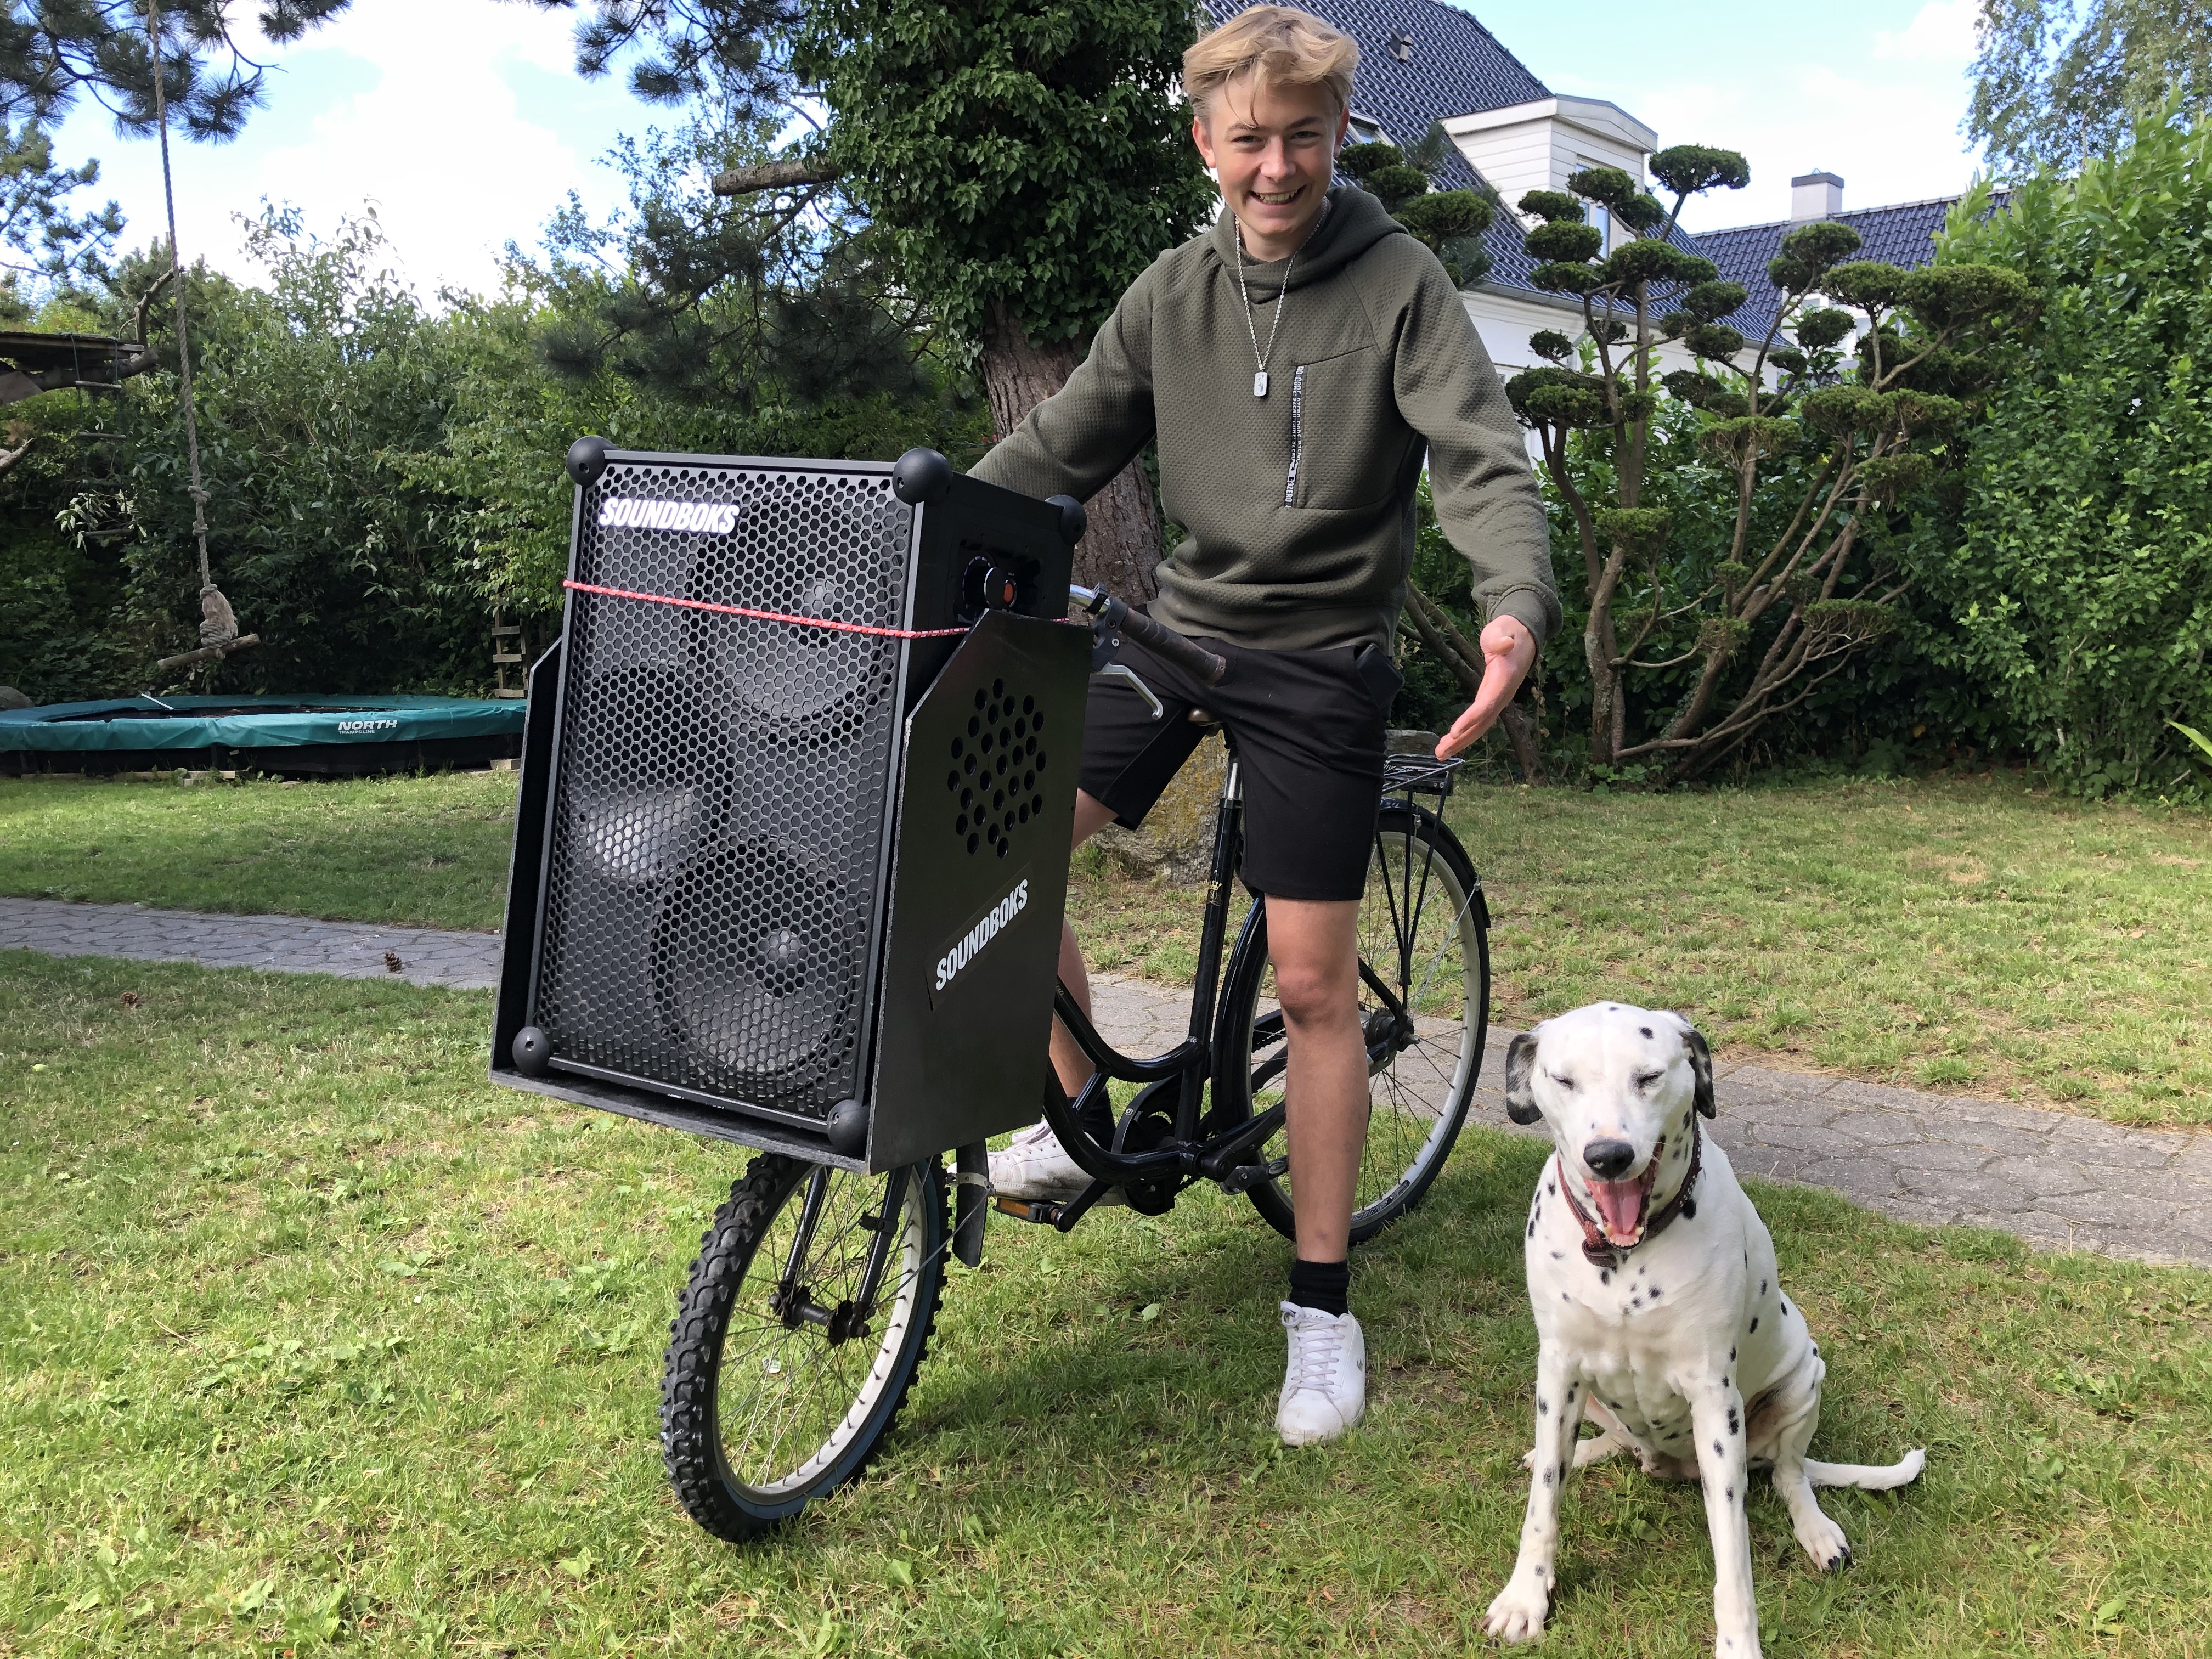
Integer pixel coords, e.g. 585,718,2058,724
1436,620,1536,758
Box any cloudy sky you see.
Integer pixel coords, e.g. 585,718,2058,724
45,0,1988,298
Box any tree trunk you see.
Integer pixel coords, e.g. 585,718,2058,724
980,301,1160,602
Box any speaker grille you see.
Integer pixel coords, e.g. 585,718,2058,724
532,460,913,1116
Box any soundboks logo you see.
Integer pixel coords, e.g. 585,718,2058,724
597,497,740,535
932,878,1029,996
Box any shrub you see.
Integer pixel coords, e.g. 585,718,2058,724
1908,109,2212,797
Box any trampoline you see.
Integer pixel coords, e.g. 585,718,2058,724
0,694,527,777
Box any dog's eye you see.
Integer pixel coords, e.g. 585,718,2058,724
1634,1070,1664,1090
1548,1074,1577,1091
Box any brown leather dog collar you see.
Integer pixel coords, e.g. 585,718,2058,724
1555,1117,1704,1268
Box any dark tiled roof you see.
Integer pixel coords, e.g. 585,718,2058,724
1693,191,2008,342
1201,0,1554,292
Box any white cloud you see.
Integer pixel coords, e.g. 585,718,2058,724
1875,0,1982,63
238,0,619,295
49,0,638,300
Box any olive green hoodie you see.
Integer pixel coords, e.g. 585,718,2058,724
970,185,1557,653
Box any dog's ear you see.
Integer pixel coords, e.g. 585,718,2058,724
1678,1018,1717,1119
1504,1030,1543,1125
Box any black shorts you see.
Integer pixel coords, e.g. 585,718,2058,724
1079,631,1389,902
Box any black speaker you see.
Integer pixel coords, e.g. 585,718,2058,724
491,444,1091,1171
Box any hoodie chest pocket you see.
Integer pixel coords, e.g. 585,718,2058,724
1283,345,1397,510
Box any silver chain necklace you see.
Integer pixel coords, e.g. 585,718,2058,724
1233,209,1323,399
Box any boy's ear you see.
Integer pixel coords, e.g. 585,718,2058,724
1504,1030,1542,1125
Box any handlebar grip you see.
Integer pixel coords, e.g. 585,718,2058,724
1115,607,1228,686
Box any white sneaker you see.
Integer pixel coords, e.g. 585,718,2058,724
1277,1303,1367,1446
987,1121,1122,1204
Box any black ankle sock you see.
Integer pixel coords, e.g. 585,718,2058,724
1288,1257,1350,1318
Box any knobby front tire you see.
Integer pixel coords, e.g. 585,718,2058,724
1221,804,1491,1246
661,1154,947,1541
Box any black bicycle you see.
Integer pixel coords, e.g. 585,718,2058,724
658,592,1493,1539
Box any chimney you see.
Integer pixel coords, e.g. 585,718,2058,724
1791,171,1843,222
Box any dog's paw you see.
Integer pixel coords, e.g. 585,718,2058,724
1483,1580,1550,1644
1795,1508,1853,1572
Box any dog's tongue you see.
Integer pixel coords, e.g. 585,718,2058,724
1589,1177,1647,1245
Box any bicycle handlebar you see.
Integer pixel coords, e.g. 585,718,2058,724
1070,585,1228,686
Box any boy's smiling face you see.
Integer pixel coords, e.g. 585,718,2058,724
1192,74,1349,261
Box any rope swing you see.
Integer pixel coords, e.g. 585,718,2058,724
146,0,258,675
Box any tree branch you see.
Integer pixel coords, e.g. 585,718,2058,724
710,160,842,197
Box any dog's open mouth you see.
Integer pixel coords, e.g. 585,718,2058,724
1588,1137,1664,1246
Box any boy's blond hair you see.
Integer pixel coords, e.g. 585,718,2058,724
1183,5,1359,124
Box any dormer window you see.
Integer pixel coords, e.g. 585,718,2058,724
1389,31,1414,62
1346,111,1391,147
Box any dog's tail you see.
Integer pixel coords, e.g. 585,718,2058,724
1803,1447,1926,1491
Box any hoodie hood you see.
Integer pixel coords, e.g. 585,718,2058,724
1208,185,1406,296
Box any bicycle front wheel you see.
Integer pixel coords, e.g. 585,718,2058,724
661,1154,946,1540
1221,803,1491,1246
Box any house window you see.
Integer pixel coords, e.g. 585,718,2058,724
1347,112,1390,148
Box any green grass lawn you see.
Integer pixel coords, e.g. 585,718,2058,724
5,770,2208,1124
1,953,2207,1656
0,773,520,933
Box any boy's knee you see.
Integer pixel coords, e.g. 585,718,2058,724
1273,959,1356,1028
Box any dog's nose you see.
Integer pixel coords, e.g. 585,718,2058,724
1582,1138,1636,1180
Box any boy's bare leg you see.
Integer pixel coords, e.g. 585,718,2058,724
1258,895,1366,1262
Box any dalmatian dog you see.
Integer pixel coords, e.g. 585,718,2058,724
1483,1003,1925,1657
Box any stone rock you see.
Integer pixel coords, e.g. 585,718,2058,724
1092,729,1224,886
0,686,31,710
1387,729,1440,755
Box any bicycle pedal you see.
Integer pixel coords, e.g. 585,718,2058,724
1216,1156,1288,1195
992,1195,1066,1226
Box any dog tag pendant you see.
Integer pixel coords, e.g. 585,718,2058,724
1252,370,1269,399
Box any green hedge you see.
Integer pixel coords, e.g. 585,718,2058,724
1906,114,2212,798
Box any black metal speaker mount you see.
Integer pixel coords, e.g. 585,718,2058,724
491,448,1087,1171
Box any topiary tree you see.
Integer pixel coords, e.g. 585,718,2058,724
793,0,1216,600
1336,120,1494,287
1504,147,2028,778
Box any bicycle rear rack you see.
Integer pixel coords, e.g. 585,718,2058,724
1382,751,1462,810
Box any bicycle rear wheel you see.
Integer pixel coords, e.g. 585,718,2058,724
1220,803,1490,1246
661,1154,946,1540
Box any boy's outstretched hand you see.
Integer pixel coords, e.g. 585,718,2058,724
1435,616,1537,759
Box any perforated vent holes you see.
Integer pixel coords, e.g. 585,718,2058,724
945,678,1048,857
533,462,914,1118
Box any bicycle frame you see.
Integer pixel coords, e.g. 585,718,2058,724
997,740,1464,1235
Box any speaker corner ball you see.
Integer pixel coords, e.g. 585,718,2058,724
891,448,953,505
1046,493,1087,546
825,1098,868,1157
566,435,611,488
511,1025,552,1077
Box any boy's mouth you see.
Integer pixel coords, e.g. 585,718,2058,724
1249,187,1304,207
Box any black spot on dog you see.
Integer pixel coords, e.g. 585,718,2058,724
1649,1284,1662,1298
1538,1397,1549,1415
1562,1291,1572,1302
1630,1296,1643,1309
1681,1197,1697,1219
1548,1180,1557,1195
1713,1440,1724,1457
1640,1026,1652,1038
1599,1269,1612,1284
1760,1279,1769,1295
1566,1384,1577,1400
1725,1485,1735,1500
1542,1468,1554,1487
1527,1219,1537,1238
1550,1250,1565,1260
1729,1346,1737,1361
1750,1316,1760,1333
1727,1409,1740,1436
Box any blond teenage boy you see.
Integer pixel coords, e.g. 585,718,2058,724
971,4,1556,1446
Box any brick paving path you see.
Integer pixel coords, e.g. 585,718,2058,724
3,898,2206,1267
